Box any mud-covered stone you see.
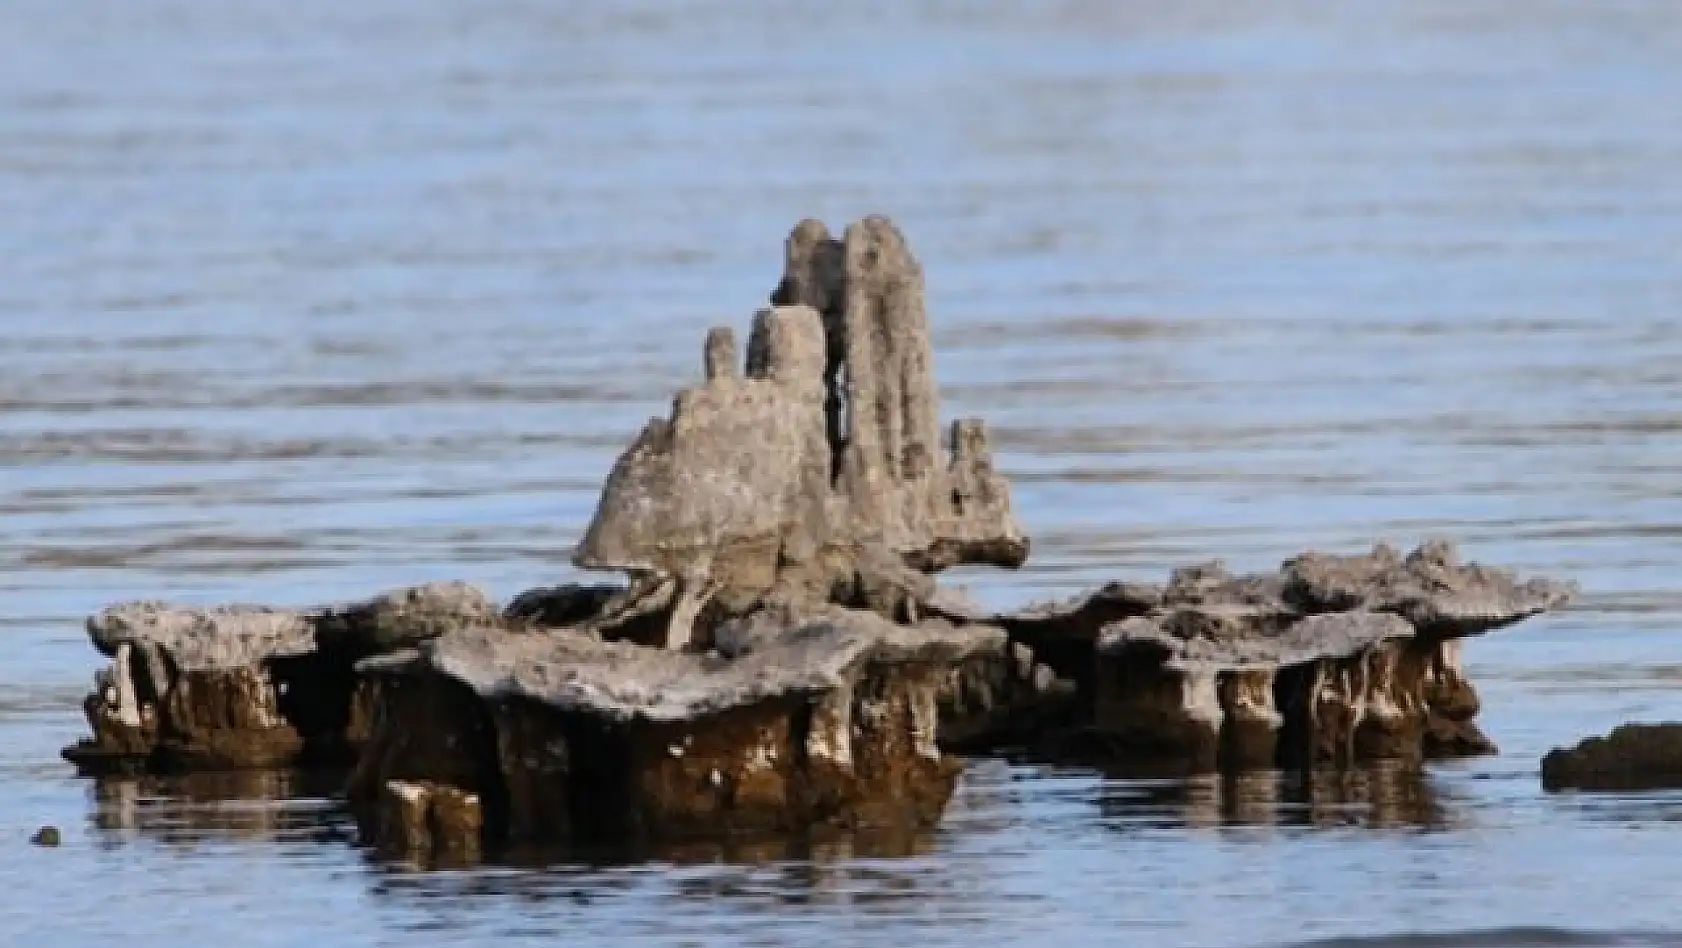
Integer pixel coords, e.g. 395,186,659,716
1541,723,1682,792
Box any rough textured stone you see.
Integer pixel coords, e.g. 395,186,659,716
1087,604,1502,772
349,608,987,849
64,583,502,774
958,540,1573,772
1099,608,1411,671
936,639,1080,752
983,582,1162,698
316,581,499,654
1280,539,1577,638
59,218,1581,858
1541,723,1682,792
427,607,997,723
374,780,485,865
502,582,626,628
574,216,1026,650
87,602,316,667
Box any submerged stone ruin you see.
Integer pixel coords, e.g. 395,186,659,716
60,216,1576,862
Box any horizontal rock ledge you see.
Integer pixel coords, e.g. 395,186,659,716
62,581,509,775
983,540,1573,773
347,607,991,853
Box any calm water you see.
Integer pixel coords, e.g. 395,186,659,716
4,1,1682,945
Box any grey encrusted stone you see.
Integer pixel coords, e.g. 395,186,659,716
1161,561,1289,610
87,602,316,669
421,607,1005,724
316,581,500,653
1281,538,1578,637
1098,609,1415,671
574,216,1026,648
68,582,502,775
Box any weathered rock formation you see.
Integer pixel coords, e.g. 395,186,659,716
1542,723,1682,792
61,582,501,774
574,216,1025,651
348,608,990,859
58,215,1580,860
988,539,1575,772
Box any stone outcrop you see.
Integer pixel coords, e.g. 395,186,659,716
987,540,1575,772
57,215,1581,859
61,582,500,774
347,608,993,855
574,216,1026,651
1542,723,1682,792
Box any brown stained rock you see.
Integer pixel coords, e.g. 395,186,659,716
966,541,1572,772
1088,607,1481,772
349,608,988,848
375,780,485,865
65,583,504,775
1219,669,1281,768
59,218,1582,857
937,640,1079,752
158,666,305,769
983,581,1162,699
1092,661,1224,771
1541,723,1682,792
575,216,1025,649
346,663,505,812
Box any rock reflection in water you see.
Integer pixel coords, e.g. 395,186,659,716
372,826,939,874
88,770,352,848
360,830,952,924
1097,763,1451,832
86,766,935,875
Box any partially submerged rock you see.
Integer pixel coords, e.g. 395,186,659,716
1542,723,1682,792
1095,609,1416,769
349,608,993,850
62,582,500,774
992,541,1573,772
58,215,1580,855
375,780,485,865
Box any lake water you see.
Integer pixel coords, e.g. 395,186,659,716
4,1,1682,945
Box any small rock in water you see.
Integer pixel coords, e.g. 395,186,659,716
30,826,61,847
